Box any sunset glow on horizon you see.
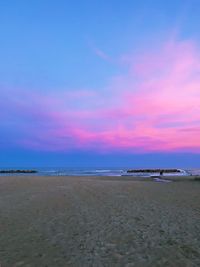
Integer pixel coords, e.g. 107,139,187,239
2,38,200,153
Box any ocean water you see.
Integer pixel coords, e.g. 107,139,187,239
38,168,125,177
13,167,200,177
37,167,200,177
0,167,200,177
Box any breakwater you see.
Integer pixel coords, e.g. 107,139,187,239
127,169,181,173
0,170,37,174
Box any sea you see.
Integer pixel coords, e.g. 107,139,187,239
1,167,200,177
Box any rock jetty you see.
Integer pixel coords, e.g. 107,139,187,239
127,169,181,173
0,170,37,174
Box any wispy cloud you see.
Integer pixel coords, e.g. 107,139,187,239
89,41,114,63
1,38,200,152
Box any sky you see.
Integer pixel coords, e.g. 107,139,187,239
0,0,200,168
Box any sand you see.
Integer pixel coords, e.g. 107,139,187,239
0,175,200,267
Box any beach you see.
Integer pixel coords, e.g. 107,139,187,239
0,175,200,267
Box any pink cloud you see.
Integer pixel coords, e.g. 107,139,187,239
1,38,200,152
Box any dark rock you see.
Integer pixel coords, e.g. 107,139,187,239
127,169,181,173
0,170,37,173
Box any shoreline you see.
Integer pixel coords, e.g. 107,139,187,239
0,174,199,181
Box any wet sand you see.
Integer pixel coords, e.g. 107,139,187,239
0,175,200,267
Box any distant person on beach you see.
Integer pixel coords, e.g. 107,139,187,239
160,170,164,176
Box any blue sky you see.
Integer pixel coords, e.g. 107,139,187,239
0,0,200,167
1,0,197,90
